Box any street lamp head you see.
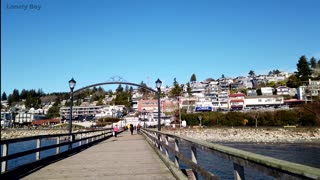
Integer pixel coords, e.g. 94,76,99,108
69,78,76,90
155,78,162,89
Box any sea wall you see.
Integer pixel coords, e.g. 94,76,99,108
163,127,320,143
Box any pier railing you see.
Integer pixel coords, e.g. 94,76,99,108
142,129,320,180
0,128,114,178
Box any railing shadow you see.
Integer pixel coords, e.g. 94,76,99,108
1,128,124,179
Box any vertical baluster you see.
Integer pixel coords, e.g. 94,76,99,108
86,132,89,144
159,134,163,152
165,136,169,158
233,162,245,180
1,143,8,173
56,136,60,154
36,138,41,160
191,145,198,179
79,134,82,146
154,132,157,146
174,139,180,168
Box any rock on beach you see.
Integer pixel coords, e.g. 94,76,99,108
163,127,320,144
1,129,68,139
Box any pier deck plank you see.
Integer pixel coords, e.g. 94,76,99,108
22,131,176,180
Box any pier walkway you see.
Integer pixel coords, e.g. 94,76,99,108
22,131,176,180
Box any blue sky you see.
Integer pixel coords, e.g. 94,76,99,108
1,0,320,95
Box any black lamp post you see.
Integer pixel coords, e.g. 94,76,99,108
111,108,116,129
68,78,76,135
155,78,162,131
143,108,146,128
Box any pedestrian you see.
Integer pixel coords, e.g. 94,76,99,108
137,124,141,134
130,124,134,135
113,125,119,137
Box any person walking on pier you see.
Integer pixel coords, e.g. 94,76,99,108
113,125,119,137
130,124,134,135
137,124,141,135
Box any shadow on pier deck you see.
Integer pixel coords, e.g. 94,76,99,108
21,131,178,180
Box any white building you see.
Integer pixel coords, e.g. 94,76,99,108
261,87,273,96
244,95,284,107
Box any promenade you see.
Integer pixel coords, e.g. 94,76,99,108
22,131,176,180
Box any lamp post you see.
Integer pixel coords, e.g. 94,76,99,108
112,108,116,129
68,78,76,135
198,115,202,127
155,78,162,131
143,108,146,128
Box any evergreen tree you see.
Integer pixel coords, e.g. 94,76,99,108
20,89,28,99
273,69,280,75
190,73,197,82
1,92,7,101
186,82,192,96
138,81,147,94
170,78,183,97
318,60,320,67
11,89,20,102
296,55,312,82
248,70,255,77
310,57,317,69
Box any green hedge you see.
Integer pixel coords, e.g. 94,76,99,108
180,109,317,127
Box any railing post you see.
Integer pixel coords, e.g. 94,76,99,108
233,162,245,180
56,136,60,154
1,143,8,173
36,138,41,160
165,136,169,158
191,145,198,179
174,139,180,168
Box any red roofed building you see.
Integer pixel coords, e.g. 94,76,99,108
228,93,245,110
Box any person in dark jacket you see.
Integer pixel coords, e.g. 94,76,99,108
130,124,134,135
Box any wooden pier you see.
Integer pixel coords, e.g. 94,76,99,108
22,131,176,180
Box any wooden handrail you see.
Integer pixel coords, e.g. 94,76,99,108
142,129,320,180
1,128,113,175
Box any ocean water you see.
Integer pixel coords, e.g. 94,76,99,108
169,141,320,180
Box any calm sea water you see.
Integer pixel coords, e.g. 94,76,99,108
1,140,320,179
172,142,320,180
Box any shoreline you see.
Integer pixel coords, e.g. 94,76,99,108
162,127,320,144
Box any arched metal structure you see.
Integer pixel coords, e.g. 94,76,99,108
74,81,157,94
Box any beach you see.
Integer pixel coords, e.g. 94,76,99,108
162,127,320,144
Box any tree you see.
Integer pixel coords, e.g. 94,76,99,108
190,73,197,82
186,82,192,96
310,57,317,69
273,69,280,75
1,92,7,101
296,55,312,82
138,81,148,97
46,106,60,118
248,70,255,77
11,89,20,102
318,60,320,67
221,74,225,79
286,75,302,88
170,78,183,97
